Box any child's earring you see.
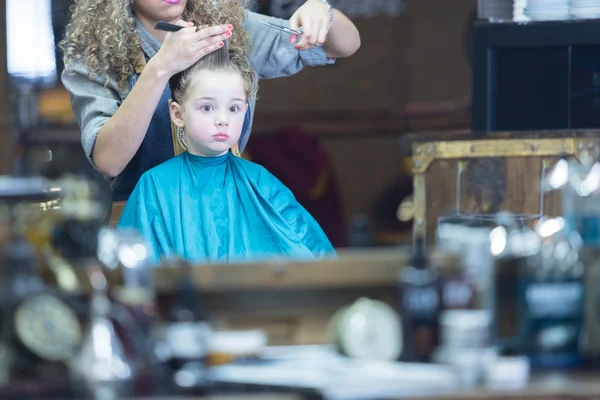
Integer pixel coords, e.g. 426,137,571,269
177,126,188,150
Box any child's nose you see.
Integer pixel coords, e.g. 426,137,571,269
215,111,228,126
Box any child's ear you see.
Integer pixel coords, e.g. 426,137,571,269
170,101,185,128
244,103,249,113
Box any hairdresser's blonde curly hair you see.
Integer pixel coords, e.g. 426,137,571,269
60,0,250,89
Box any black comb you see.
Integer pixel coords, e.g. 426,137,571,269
154,21,184,32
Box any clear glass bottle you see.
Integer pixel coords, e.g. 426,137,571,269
491,212,540,354
162,260,212,393
70,268,133,399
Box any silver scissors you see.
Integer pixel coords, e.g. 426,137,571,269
259,20,323,47
259,20,303,36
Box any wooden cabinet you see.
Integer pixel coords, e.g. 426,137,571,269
410,129,600,244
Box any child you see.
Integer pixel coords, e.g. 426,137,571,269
118,45,335,264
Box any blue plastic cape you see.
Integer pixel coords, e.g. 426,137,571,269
118,152,336,264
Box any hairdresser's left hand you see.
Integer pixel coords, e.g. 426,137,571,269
289,0,331,50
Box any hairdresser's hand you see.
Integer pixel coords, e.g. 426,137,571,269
151,20,233,77
289,0,331,50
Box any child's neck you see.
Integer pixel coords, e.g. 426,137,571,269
187,148,230,158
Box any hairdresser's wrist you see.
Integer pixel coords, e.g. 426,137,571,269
145,56,175,82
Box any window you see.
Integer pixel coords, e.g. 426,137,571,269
7,0,56,82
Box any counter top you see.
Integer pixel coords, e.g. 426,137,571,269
404,372,600,400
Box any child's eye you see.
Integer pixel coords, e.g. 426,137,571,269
230,105,240,112
200,105,214,112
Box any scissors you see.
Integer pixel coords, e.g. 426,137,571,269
259,20,323,47
259,20,303,36
157,20,303,36
157,20,318,47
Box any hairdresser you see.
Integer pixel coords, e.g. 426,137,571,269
60,0,360,202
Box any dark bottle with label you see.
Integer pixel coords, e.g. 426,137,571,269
519,219,585,369
398,236,441,362
349,214,375,248
581,248,600,368
164,260,212,392
555,158,600,368
51,177,105,267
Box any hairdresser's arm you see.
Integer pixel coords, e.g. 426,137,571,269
245,12,336,80
289,1,360,58
321,10,361,58
90,61,170,178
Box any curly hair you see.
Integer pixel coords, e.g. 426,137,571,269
170,43,257,104
60,0,250,89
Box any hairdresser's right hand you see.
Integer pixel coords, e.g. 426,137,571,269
150,20,234,77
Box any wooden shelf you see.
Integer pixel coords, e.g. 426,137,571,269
74,248,458,295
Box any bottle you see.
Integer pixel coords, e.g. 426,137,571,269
98,228,156,336
583,253,600,367
349,214,375,248
398,236,441,362
520,218,585,369
70,268,133,399
490,212,540,354
441,262,476,311
51,176,105,267
551,158,600,367
437,217,494,315
162,260,212,392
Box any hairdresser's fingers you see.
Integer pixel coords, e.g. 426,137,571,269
295,19,313,49
175,19,194,27
194,25,234,41
289,14,300,31
171,25,201,41
196,33,230,51
306,21,320,46
316,19,329,46
168,20,195,37
312,16,329,45
288,15,300,45
179,26,200,36
296,21,320,50
162,21,193,43
195,41,225,59
197,31,232,47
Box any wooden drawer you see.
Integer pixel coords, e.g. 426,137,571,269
409,130,600,244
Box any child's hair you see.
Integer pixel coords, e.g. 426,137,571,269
169,44,257,104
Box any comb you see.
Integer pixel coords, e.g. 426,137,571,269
154,21,183,32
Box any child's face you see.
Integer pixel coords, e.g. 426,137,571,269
170,69,248,157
